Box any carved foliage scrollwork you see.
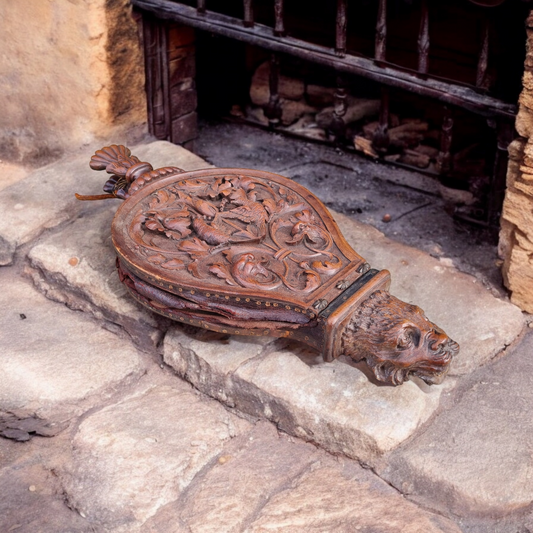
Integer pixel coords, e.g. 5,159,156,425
126,174,349,294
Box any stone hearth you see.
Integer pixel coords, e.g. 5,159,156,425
0,140,531,532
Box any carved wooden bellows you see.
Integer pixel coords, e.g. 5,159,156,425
77,145,459,386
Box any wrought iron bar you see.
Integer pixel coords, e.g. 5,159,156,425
375,0,387,63
243,0,254,28
132,0,516,119
417,0,430,76
197,0,205,14
437,106,453,174
476,19,490,89
336,0,347,56
264,54,282,126
372,87,390,153
274,0,285,37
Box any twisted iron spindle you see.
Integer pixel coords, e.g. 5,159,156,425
274,0,286,36
243,0,254,28
375,0,387,63
437,106,454,174
417,0,430,76
336,0,347,56
476,19,490,89
264,54,282,127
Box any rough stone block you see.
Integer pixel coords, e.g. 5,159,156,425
143,422,460,533
504,245,533,313
334,212,525,376
60,384,251,529
0,272,144,423
152,422,321,532
164,327,451,465
0,140,211,265
0,0,145,165
27,206,164,352
380,331,533,518
0,460,89,533
247,459,462,532
516,105,533,138
163,327,274,397
0,161,29,192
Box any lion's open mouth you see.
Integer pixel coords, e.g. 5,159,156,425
370,338,459,386
405,339,459,385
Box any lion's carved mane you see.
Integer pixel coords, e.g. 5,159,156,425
341,290,459,385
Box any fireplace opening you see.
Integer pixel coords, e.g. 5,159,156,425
135,0,531,297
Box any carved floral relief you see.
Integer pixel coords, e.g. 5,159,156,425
125,174,350,294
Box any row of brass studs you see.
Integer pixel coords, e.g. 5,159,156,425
138,271,316,318
125,288,325,353
127,286,316,343
147,302,289,337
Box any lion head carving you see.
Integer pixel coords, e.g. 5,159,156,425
341,290,459,386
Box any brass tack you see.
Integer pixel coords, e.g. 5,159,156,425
273,303,278,307
285,305,291,310
256,301,261,305
206,293,210,297
222,330,227,333
225,295,229,299
191,290,195,294
245,298,250,302
236,297,241,301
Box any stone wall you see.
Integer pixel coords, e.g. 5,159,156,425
500,11,533,314
0,0,146,166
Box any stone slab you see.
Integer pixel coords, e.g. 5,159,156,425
60,383,251,530
142,422,460,533
246,459,461,533
27,206,164,352
334,212,526,375
0,160,29,192
165,326,452,465
145,422,321,533
0,270,144,423
0,460,89,533
379,330,533,518
0,140,212,265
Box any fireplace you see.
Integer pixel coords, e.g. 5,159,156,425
131,0,533,311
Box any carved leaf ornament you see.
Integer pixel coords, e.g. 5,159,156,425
113,169,364,308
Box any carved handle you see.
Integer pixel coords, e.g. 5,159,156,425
90,145,153,183
76,144,183,201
